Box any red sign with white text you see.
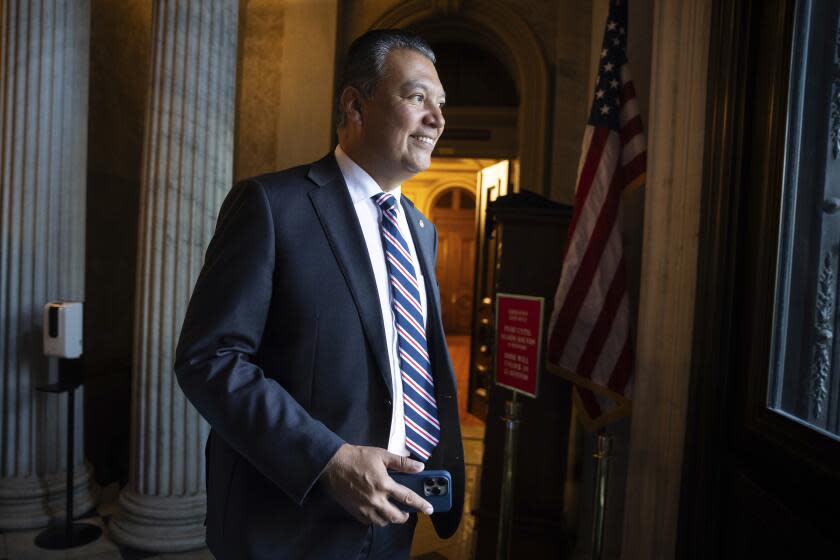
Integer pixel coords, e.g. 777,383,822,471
495,293,544,398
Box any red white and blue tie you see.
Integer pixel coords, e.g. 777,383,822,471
373,192,440,462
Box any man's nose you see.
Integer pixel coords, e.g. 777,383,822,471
425,103,445,130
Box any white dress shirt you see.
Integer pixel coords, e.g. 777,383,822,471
334,145,428,457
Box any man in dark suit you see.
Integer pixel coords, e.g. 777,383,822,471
174,30,464,559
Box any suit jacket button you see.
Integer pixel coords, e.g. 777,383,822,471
385,399,392,407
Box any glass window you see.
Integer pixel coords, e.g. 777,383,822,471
768,0,840,439
460,191,476,210
434,190,454,208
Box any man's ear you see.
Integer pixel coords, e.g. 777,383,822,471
340,87,364,125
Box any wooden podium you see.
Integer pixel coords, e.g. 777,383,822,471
470,191,574,558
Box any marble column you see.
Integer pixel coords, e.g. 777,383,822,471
108,0,238,552
620,1,712,559
0,0,97,530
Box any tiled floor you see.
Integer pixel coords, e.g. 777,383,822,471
445,335,472,421
1,336,483,560
0,515,209,560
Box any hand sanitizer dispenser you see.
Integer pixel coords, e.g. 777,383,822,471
43,301,83,359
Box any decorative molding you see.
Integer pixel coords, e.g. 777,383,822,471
835,10,840,65
806,252,834,419
831,81,840,160
426,179,478,214
831,12,840,159
432,0,461,16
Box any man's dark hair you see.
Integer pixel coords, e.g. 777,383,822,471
335,29,436,129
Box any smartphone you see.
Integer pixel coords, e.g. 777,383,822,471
389,469,452,513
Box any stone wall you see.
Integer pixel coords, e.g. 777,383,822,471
235,0,338,180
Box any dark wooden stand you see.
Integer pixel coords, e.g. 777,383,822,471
472,192,574,558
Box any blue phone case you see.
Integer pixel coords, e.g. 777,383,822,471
389,469,452,513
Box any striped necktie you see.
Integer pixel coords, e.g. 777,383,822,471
372,192,440,462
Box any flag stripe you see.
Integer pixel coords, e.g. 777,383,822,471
623,153,646,182
562,126,611,261
620,116,643,146
590,294,630,386
621,133,646,165
573,256,627,378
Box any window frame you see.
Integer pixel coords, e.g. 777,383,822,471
738,0,840,483
679,0,840,556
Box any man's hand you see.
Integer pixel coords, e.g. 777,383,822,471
321,444,434,527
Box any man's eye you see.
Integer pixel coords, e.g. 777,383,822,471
409,94,424,103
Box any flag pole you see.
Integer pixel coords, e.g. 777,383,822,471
590,428,613,560
496,390,521,560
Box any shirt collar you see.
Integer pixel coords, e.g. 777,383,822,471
334,145,402,205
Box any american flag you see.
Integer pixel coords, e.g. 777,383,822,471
546,0,645,428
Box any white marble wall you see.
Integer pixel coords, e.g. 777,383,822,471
0,0,97,529
108,0,238,552
621,1,713,558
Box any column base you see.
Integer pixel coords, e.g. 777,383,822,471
0,462,99,530
108,487,206,552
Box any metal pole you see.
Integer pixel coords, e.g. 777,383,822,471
34,358,101,550
65,366,75,546
590,429,613,560
496,391,522,560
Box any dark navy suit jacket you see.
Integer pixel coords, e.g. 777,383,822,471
174,153,465,559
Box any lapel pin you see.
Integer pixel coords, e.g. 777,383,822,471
419,220,425,228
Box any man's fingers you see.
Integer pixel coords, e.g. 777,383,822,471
324,446,431,526
383,452,424,473
359,505,391,527
379,499,411,525
388,481,434,515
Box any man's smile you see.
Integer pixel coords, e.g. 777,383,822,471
410,134,436,146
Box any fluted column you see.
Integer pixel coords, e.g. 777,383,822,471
0,0,96,530
108,0,238,552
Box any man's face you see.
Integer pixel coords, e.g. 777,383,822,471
356,49,446,189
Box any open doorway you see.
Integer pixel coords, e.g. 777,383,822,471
403,158,511,425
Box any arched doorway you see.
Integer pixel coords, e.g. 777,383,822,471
429,187,476,334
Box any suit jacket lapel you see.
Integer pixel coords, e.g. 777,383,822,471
307,154,393,398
